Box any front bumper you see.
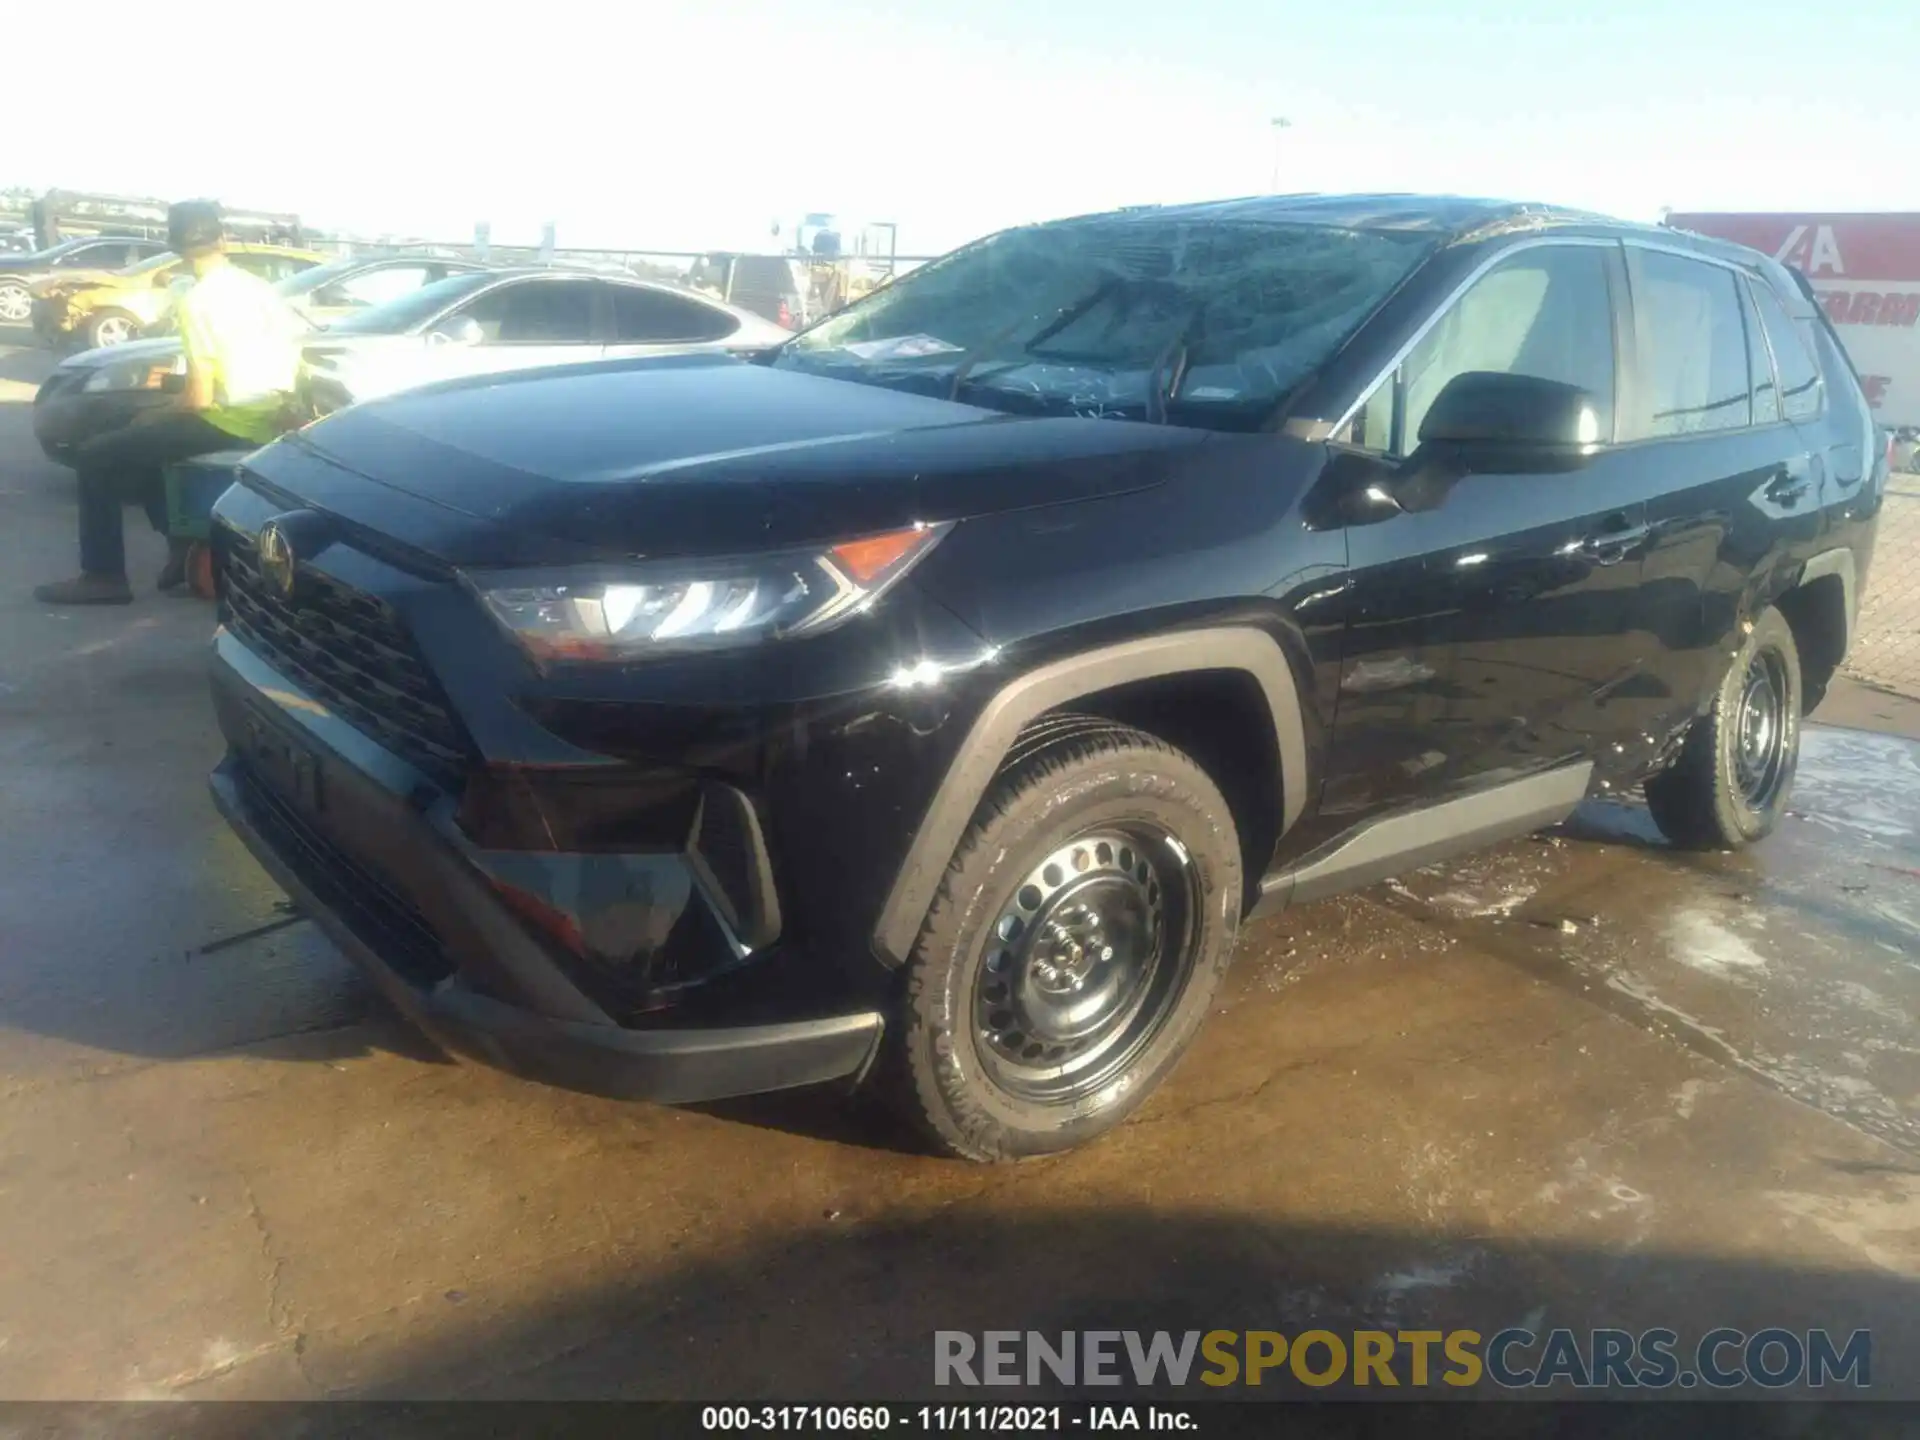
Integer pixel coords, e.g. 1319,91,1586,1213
207,633,885,1105
33,376,173,465
30,299,69,347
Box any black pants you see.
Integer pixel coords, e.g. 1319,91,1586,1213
73,411,237,577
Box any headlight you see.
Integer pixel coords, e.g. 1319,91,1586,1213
474,522,951,663
82,354,185,392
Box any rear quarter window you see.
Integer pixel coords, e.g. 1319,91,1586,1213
608,285,737,343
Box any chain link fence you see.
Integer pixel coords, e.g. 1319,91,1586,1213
1845,462,1920,696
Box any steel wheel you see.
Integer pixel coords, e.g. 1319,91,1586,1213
1645,605,1802,851
90,312,134,347
1732,647,1790,810
973,826,1198,1103
894,722,1242,1160
0,282,30,323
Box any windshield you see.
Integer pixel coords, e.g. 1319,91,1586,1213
323,271,495,336
777,218,1437,429
13,237,102,265
121,252,182,278
273,256,364,299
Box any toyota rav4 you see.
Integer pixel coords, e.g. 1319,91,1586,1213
204,194,1885,1160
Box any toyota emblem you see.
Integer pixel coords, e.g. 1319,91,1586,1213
257,521,297,601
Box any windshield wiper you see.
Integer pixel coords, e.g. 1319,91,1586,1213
1145,304,1208,425
942,275,1138,402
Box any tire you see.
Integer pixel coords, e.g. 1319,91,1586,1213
1645,605,1801,850
890,722,1243,1161
0,279,30,325
85,308,140,349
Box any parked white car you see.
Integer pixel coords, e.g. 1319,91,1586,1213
301,267,793,409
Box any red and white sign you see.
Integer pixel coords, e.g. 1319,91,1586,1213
1664,212,1920,428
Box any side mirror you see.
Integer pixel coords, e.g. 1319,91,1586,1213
1417,371,1604,453
426,316,484,347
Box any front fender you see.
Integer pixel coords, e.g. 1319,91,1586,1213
90,288,170,328
870,626,1308,966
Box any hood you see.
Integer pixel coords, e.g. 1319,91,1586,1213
56,335,182,371
31,268,132,298
255,354,1214,563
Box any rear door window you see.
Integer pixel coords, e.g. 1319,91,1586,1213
1398,243,1617,453
1625,250,1751,437
458,280,598,344
58,241,130,268
1750,280,1824,422
607,285,738,343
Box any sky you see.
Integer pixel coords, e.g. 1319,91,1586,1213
10,0,1918,257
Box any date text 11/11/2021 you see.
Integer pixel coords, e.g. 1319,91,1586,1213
701,1407,1192,1432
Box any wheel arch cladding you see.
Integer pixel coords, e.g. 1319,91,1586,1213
1024,672,1284,916
871,628,1308,966
1776,549,1856,711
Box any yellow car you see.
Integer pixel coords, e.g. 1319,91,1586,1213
29,243,324,351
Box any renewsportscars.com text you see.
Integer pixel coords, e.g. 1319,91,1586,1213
934,1328,1871,1391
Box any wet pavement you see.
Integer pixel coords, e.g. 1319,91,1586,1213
1383,727,1920,1158
0,336,1916,1403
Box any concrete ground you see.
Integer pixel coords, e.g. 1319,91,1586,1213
0,334,1916,1404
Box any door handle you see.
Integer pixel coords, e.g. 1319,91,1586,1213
1766,458,1812,510
1579,516,1650,566
1766,460,1813,507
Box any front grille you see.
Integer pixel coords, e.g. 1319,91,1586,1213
220,533,475,783
239,770,454,988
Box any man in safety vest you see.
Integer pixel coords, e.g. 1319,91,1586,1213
34,199,304,605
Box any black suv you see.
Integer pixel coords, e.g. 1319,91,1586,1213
205,194,1884,1161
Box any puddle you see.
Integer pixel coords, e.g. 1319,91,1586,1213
1791,729,1920,849
1368,726,1920,1157
1668,911,1770,979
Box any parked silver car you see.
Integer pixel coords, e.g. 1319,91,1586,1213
300,267,793,408
273,252,489,324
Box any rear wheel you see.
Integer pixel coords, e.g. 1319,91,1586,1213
1645,605,1801,850
890,723,1243,1161
0,280,30,324
85,308,140,349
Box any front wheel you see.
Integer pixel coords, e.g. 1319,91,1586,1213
1645,604,1802,850
0,280,30,324
85,308,140,349
890,722,1243,1161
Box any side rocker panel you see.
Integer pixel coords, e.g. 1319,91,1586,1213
1253,761,1594,915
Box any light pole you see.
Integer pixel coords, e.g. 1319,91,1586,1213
1269,117,1292,193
